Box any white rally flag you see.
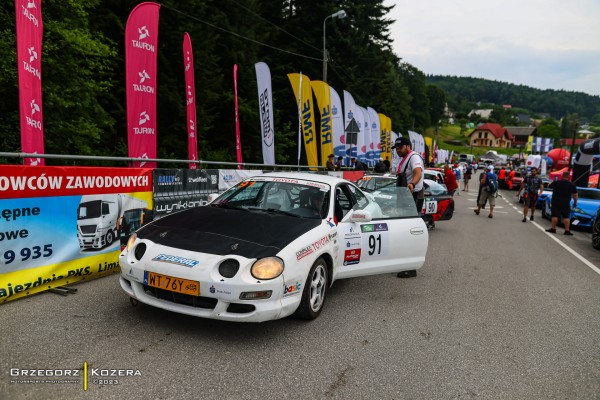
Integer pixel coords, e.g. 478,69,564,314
255,62,275,165
367,106,380,165
357,106,369,166
330,86,344,165
343,90,358,165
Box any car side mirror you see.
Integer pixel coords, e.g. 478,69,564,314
349,210,372,223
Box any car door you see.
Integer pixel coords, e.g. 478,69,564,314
334,183,428,279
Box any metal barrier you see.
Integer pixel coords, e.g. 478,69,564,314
0,151,332,171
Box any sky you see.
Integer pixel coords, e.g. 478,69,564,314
384,0,600,97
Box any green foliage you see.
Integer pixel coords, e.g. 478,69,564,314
427,75,600,121
1,0,531,166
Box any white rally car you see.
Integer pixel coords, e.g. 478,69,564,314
119,172,428,322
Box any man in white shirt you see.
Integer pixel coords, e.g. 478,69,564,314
392,136,424,279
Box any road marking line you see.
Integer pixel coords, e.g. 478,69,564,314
503,192,600,275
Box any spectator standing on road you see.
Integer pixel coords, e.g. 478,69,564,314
443,164,459,196
498,167,507,189
454,163,462,183
463,165,472,191
335,156,343,170
476,169,488,209
392,136,424,279
474,165,497,218
545,171,578,235
374,158,386,173
382,158,391,173
507,168,516,190
351,157,366,171
326,154,335,171
520,167,543,222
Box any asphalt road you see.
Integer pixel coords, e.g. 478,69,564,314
1,187,599,400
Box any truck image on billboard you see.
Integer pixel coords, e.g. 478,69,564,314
76,194,149,251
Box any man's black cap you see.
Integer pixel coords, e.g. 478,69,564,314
391,136,411,149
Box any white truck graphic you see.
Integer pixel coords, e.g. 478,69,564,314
77,194,148,251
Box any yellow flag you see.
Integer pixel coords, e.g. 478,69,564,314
287,73,318,169
424,136,433,163
527,135,533,152
311,80,334,166
378,113,392,162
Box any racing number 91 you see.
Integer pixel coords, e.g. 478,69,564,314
368,234,381,256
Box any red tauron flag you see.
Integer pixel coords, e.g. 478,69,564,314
125,2,160,168
183,32,198,170
16,0,45,166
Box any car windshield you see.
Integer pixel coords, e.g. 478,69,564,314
356,176,395,192
424,180,447,195
577,188,600,200
211,179,330,219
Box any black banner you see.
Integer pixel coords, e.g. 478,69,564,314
153,169,219,218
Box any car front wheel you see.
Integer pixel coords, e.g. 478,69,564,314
593,219,600,250
294,257,328,320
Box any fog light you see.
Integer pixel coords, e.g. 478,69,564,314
239,291,272,300
219,259,240,278
133,243,146,261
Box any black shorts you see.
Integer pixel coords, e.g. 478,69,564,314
551,204,571,220
524,192,538,208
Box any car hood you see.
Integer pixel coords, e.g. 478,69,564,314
574,199,600,215
137,206,321,259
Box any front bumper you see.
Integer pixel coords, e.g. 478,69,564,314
119,245,288,322
119,276,285,322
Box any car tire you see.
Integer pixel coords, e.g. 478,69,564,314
593,220,600,250
541,206,548,219
294,257,328,320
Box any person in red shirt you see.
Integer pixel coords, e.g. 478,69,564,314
498,167,507,189
443,164,459,196
507,169,516,190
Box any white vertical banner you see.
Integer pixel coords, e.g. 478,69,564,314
330,87,344,164
357,106,370,166
255,62,275,165
343,90,358,165
367,106,380,164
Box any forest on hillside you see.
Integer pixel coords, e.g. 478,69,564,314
0,0,450,166
427,75,600,121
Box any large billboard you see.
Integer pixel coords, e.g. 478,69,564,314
0,166,153,302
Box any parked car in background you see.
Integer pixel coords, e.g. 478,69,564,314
507,171,524,190
542,187,600,229
518,177,552,209
358,175,454,229
424,169,446,186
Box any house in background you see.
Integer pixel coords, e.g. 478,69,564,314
468,123,514,148
506,126,537,148
468,109,493,119
516,114,533,125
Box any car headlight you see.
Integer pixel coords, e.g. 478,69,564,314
251,257,284,280
571,207,587,215
126,233,137,252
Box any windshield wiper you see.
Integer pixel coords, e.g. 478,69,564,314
247,207,300,217
213,203,248,211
